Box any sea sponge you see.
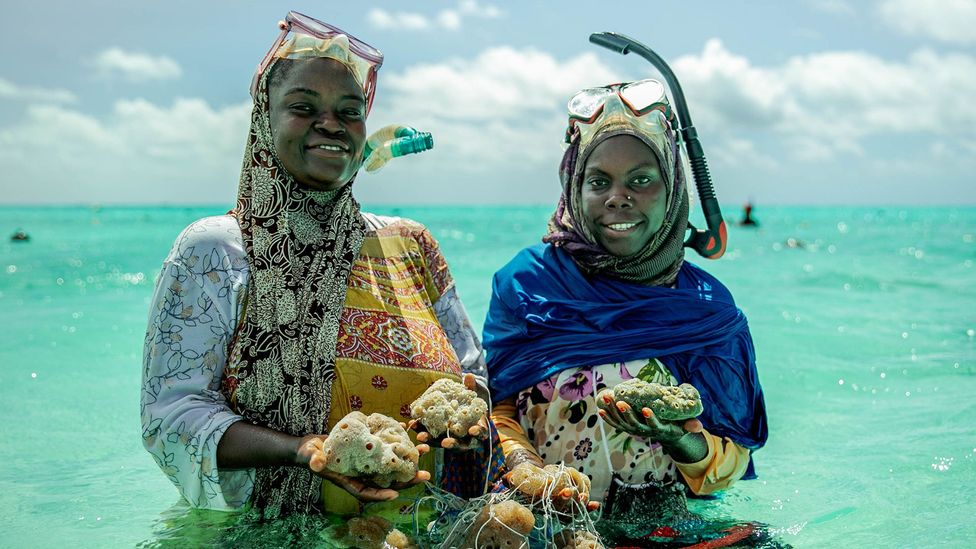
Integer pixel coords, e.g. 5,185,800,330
322,516,416,549
553,529,605,549
320,411,419,487
460,499,535,549
600,379,703,421
506,463,591,503
410,378,488,438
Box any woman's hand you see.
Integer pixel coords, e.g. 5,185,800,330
298,434,432,503
597,395,703,448
409,373,490,451
502,461,600,514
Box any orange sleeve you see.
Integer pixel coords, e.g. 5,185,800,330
674,429,751,495
490,398,543,465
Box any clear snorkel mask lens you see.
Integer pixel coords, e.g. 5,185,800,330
565,79,674,149
250,11,384,114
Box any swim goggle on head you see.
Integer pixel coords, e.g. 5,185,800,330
565,78,676,151
250,11,384,115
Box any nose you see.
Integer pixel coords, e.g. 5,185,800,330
313,111,344,134
604,185,633,209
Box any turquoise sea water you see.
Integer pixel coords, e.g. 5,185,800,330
1,205,974,547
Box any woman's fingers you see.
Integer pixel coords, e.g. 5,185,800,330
463,372,477,391
327,472,399,502
598,394,626,428
308,453,326,472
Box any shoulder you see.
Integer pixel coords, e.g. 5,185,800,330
363,212,432,240
495,243,556,279
166,215,247,274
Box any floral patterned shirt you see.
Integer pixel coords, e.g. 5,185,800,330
516,358,681,503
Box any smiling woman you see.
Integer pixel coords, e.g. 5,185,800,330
139,11,491,534
483,78,769,546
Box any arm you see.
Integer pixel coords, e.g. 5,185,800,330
490,398,544,469
141,260,252,510
673,431,751,495
433,286,488,389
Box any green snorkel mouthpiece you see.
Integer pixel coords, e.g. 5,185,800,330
589,32,727,260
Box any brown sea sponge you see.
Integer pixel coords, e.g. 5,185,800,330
319,411,419,487
600,379,703,421
506,463,591,503
461,499,535,549
553,529,606,549
323,516,416,549
410,378,488,438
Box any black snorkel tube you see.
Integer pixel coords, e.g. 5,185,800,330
590,32,727,259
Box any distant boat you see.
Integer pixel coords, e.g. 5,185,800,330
10,229,30,242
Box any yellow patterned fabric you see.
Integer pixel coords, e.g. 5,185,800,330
318,220,463,519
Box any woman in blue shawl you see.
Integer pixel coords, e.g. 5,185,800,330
483,80,768,545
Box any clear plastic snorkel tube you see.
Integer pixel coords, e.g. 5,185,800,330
590,32,727,260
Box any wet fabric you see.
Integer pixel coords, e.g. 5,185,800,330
484,243,768,461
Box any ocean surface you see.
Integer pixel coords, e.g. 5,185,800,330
0,205,974,547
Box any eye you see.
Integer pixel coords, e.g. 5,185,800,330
288,103,314,115
341,107,365,120
630,173,662,188
586,177,609,190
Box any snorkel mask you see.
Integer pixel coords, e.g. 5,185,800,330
588,32,727,260
251,11,384,115
566,79,675,151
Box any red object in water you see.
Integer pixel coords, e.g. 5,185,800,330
681,523,756,549
650,526,680,538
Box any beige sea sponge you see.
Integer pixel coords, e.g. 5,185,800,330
461,499,535,549
506,463,591,503
322,516,416,549
601,379,703,421
320,411,419,487
553,529,606,549
410,378,488,438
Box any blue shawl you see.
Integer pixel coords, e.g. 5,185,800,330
484,244,767,476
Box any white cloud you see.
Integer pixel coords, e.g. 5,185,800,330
367,1,502,32
672,39,976,160
92,48,183,81
458,0,503,18
369,47,621,168
366,8,430,31
878,0,976,44
0,98,250,203
0,78,77,103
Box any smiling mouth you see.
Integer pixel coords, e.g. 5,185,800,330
604,221,641,232
308,143,349,153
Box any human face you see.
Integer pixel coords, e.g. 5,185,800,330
268,58,366,191
580,134,668,257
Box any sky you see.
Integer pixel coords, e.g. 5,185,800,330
1,0,975,206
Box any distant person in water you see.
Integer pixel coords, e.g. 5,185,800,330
739,202,759,227
10,229,29,242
